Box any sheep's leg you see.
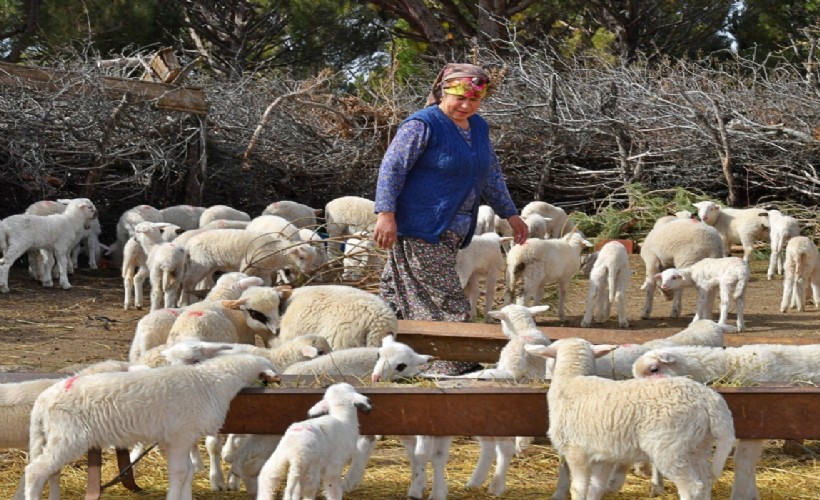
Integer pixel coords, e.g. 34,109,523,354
402,436,429,499
40,250,55,287
165,445,194,500
810,278,820,308
649,465,665,496
615,290,629,328
53,247,72,289
767,241,781,280
123,272,135,310
205,434,225,490
24,445,74,500
466,437,495,489
599,282,611,323
564,447,591,500
464,276,480,321
641,275,656,319
342,435,377,492
780,274,794,312
429,436,452,500
322,467,344,500
487,437,515,496
731,439,764,500
692,288,708,322
794,279,807,312
556,280,568,322
669,288,683,318
552,456,571,500
580,280,599,328
483,271,499,323
588,461,615,500
605,463,627,492
133,266,149,309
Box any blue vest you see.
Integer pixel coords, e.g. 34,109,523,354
395,106,492,246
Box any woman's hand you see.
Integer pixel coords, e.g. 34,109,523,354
373,212,398,249
507,215,529,245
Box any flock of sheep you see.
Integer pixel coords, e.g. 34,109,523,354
0,193,818,499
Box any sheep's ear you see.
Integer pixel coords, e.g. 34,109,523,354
238,277,264,290
582,239,593,248
353,394,373,414
592,344,618,358
653,272,663,281
300,345,319,358
201,343,234,358
655,351,676,365
528,305,551,315
313,208,323,216
221,299,244,310
381,334,395,346
275,285,293,301
307,399,330,418
524,344,556,358
487,309,505,320
56,199,71,205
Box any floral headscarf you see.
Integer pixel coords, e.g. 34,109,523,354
425,63,491,106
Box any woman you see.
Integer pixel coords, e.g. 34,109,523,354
373,62,528,374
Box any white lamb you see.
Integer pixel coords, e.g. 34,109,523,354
276,284,398,350
24,354,278,500
455,232,507,322
475,205,496,235
110,204,164,264
147,241,187,310
503,231,594,321
580,240,631,328
0,198,97,293
633,344,820,499
653,210,694,228
180,229,319,304
693,200,770,262
198,204,252,227
522,212,550,239
159,204,206,230
520,201,576,238
766,209,801,280
780,235,820,312
261,200,322,229
129,273,265,364
255,382,372,500
526,338,735,500
324,196,377,257
655,256,751,331
246,215,301,240
639,218,723,320
167,285,291,348
341,235,382,282
121,221,182,310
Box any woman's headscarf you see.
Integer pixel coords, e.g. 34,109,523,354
425,63,491,106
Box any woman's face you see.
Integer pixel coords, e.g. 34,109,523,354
438,93,482,125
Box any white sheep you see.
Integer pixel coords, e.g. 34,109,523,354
255,382,372,500
693,200,770,262
159,204,206,230
766,209,801,280
655,256,751,331
167,285,291,348
246,215,301,240
121,221,182,310
519,201,576,238
633,343,820,499
639,218,723,320
341,235,382,282
147,241,187,311
476,205,496,235
180,229,319,304
652,209,694,228
111,204,164,264
128,273,265,364
261,200,322,229
324,196,377,257
455,232,507,322
522,212,550,239
198,204,252,227
503,231,593,321
276,284,398,350
25,354,278,500
526,338,735,500
780,235,820,312
580,240,631,328
0,198,97,293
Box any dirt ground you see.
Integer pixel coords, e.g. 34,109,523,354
0,253,818,499
0,253,818,372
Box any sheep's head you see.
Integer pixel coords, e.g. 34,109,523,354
632,350,677,378
371,335,436,382
222,286,285,333
308,382,373,417
693,201,720,225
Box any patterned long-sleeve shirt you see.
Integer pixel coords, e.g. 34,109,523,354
374,118,518,237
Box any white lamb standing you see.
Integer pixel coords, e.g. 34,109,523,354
324,196,377,257
121,221,182,310
456,232,507,322
276,284,398,350
24,199,104,278
503,231,594,321
198,204,252,227
580,240,631,328
780,235,820,312
128,273,265,364
522,212,550,239
255,383,372,500
110,204,164,265
246,215,301,240
633,343,820,499
341,235,382,282
765,209,801,280
24,354,278,500
655,256,751,331
693,200,770,262
0,198,98,293
159,204,206,230
639,218,723,320
526,338,735,500
261,200,322,229
475,205,496,235
147,241,187,310
180,229,319,304
520,201,576,238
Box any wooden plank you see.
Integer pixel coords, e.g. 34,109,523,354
0,61,208,115
222,384,820,439
395,320,820,362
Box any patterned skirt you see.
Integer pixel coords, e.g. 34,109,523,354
379,231,481,375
